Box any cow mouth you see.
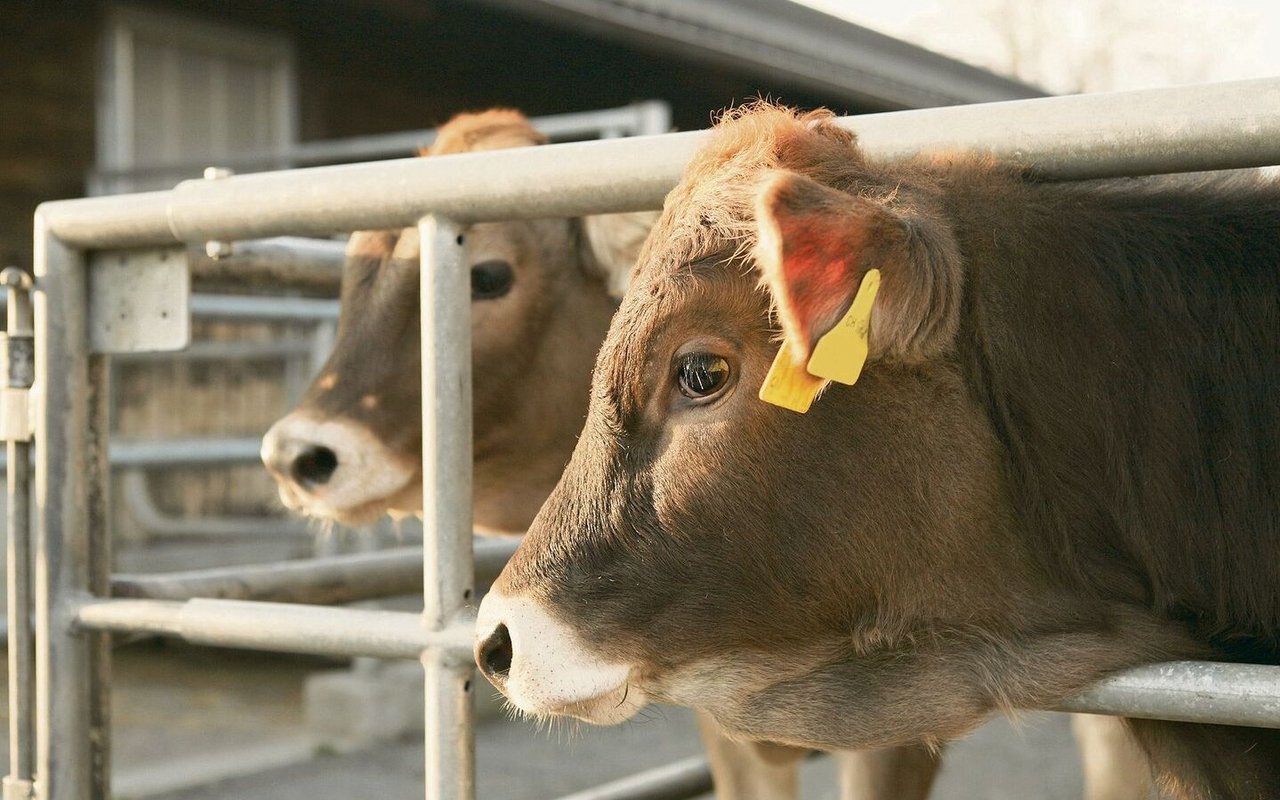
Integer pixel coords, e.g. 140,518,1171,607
543,681,648,725
490,676,648,726
276,472,422,527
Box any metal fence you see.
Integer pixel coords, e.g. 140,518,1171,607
88,100,674,195
8,78,1280,800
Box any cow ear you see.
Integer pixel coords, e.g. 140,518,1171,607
580,210,659,297
753,170,959,365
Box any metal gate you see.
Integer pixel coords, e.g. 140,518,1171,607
7,79,1280,800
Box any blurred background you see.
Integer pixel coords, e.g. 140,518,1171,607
0,1,1274,797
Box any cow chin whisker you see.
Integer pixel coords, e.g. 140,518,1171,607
500,697,584,743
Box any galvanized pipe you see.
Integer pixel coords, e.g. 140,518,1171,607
0,436,264,472
188,294,339,322
32,218,95,800
109,538,518,604
74,599,473,661
420,216,476,800
85,354,112,800
110,549,424,604
1054,661,1280,728
186,237,346,289
552,756,712,800
91,101,672,184
69,586,1280,731
115,339,315,363
2,267,35,800
37,79,1280,249
120,470,312,539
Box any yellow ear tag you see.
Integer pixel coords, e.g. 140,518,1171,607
806,268,881,385
758,269,880,414
758,338,828,413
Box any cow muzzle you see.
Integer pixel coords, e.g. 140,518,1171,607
260,412,420,524
474,589,646,723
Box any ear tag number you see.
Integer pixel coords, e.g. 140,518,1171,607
806,268,880,385
758,269,880,414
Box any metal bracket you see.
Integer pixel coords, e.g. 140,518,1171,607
201,167,235,259
88,247,191,354
1,775,35,800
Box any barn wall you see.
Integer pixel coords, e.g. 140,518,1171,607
0,2,100,271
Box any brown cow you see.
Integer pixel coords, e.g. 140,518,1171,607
476,103,1280,799
261,110,643,534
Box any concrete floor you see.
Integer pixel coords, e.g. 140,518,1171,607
1,639,1095,800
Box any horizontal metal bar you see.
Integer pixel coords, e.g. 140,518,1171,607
110,550,420,603
92,101,671,181
1054,661,1280,728
39,79,1280,248
553,755,712,800
187,237,346,289
112,437,262,468
115,339,314,363
74,598,473,660
68,592,1280,729
0,289,340,323
110,538,518,603
0,437,263,472
189,294,340,322
120,470,312,539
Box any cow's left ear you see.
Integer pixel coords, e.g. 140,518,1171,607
753,170,960,365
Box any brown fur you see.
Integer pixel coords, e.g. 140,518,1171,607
493,103,1280,797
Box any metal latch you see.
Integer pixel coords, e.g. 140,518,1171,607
0,268,33,442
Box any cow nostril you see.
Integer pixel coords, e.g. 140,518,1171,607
291,445,338,488
477,624,513,680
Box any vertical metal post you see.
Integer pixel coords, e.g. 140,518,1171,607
84,353,111,800
3,268,36,800
32,218,95,800
419,216,475,800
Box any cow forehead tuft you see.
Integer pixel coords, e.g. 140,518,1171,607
427,109,547,156
633,102,862,286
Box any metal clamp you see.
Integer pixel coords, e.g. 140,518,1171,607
201,167,235,260
0,268,33,442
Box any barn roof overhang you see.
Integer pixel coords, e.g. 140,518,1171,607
462,0,1046,109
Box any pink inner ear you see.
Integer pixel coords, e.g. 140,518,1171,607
771,206,868,353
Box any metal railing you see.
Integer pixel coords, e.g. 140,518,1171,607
89,101,674,195
11,78,1280,800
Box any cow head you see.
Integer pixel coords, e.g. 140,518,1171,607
474,105,1182,750
262,110,649,532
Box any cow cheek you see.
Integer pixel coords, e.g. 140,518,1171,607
648,423,791,615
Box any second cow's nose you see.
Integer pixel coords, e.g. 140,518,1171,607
291,444,338,489
475,622,513,685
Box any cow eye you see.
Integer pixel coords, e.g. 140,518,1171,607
676,353,731,400
471,259,514,300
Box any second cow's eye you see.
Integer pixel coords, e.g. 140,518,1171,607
676,353,731,400
471,259,515,300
